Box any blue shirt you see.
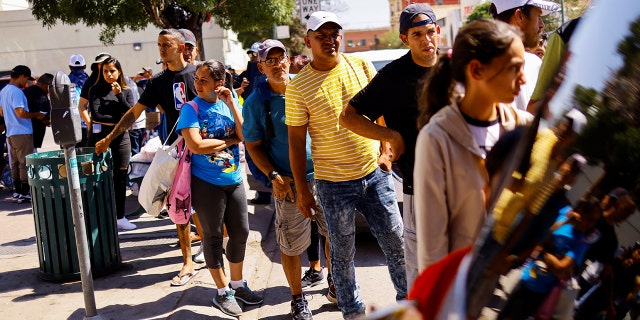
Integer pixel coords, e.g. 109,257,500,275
68,69,88,89
242,83,314,179
176,97,242,186
521,206,590,293
0,84,32,137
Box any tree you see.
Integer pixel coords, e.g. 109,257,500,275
237,0,350,58
237,17,309,57
574,15,640,201
27,0,296,60
376,30,404,49
465,1,492,24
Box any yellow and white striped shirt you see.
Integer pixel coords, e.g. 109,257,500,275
285,53,379,181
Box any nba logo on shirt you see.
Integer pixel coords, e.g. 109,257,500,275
173,82,187,110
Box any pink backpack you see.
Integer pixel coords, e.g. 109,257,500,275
166,101,198,224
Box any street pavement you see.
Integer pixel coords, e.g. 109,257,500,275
0,128,400,320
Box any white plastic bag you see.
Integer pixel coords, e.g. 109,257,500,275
138,137,182,216
140,136,162,158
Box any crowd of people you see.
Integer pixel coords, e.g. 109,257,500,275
0,1,639,319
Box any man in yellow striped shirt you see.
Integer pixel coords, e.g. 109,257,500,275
285,11,407,319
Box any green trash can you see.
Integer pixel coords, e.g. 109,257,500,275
26,147,121,281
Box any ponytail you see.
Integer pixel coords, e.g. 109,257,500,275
417,53,454,129
416,19,522,130
224,71,233,91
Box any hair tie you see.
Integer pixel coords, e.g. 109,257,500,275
447,48,453,59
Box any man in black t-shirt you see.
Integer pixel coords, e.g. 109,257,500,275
23,73,53,149
96,28,200,287
339,3,440,287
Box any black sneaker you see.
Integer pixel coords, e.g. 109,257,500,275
291,294,313,320
212,290,243,316
301,267,325,289
233,281,263,305
326,273,337,304
250,191,271,205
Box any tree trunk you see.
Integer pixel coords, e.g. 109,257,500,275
186,13,206,61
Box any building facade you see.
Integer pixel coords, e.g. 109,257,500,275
343,28,391,53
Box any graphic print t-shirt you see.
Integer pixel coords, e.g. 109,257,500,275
139,64,197,143
176,97,242,186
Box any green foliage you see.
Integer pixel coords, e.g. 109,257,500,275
377,30,404,49
212,0,296,34
27,0,295,46
465,2,492,24
573,15,640,196
572,85,599,109
238,17,309,57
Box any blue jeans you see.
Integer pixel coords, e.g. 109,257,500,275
129,128,145,156
316,167,406,318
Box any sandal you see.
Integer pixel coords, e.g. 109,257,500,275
170,269,200,286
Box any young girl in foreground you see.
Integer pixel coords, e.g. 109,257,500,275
413,18,533,272
176,60,262,317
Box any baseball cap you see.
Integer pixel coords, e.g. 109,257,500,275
93,52,111,64
257,39,287,61
11,65,35,80
37,73,54,86
142,66,152,73
179,29,196,46
399,3,437,33
247,42,262,54
306,11,342,32
492,0,560,16
564,108,587,134
69,54,86,67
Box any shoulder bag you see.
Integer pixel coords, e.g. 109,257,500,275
165,101,198,224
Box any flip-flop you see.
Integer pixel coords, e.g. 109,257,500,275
170,269,200,286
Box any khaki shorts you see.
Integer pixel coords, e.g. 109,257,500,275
274,180,328,256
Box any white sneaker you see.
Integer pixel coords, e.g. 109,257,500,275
117,217,137,230
131,183,139,196
193,244,205,263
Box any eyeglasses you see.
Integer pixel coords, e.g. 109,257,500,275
262,55,288,67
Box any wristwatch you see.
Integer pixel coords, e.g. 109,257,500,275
268,170,279,181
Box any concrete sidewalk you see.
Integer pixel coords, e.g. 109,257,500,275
0,186,398,320
0,128,399,320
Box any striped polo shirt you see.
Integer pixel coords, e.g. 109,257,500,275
285,53,379,182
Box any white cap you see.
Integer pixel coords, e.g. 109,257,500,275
564,108,587,134
492,0,560,16
69,54,86,67
306,11,342,32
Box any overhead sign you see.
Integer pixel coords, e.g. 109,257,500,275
299,0,320,23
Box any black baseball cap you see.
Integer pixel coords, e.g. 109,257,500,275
399,3,437,33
